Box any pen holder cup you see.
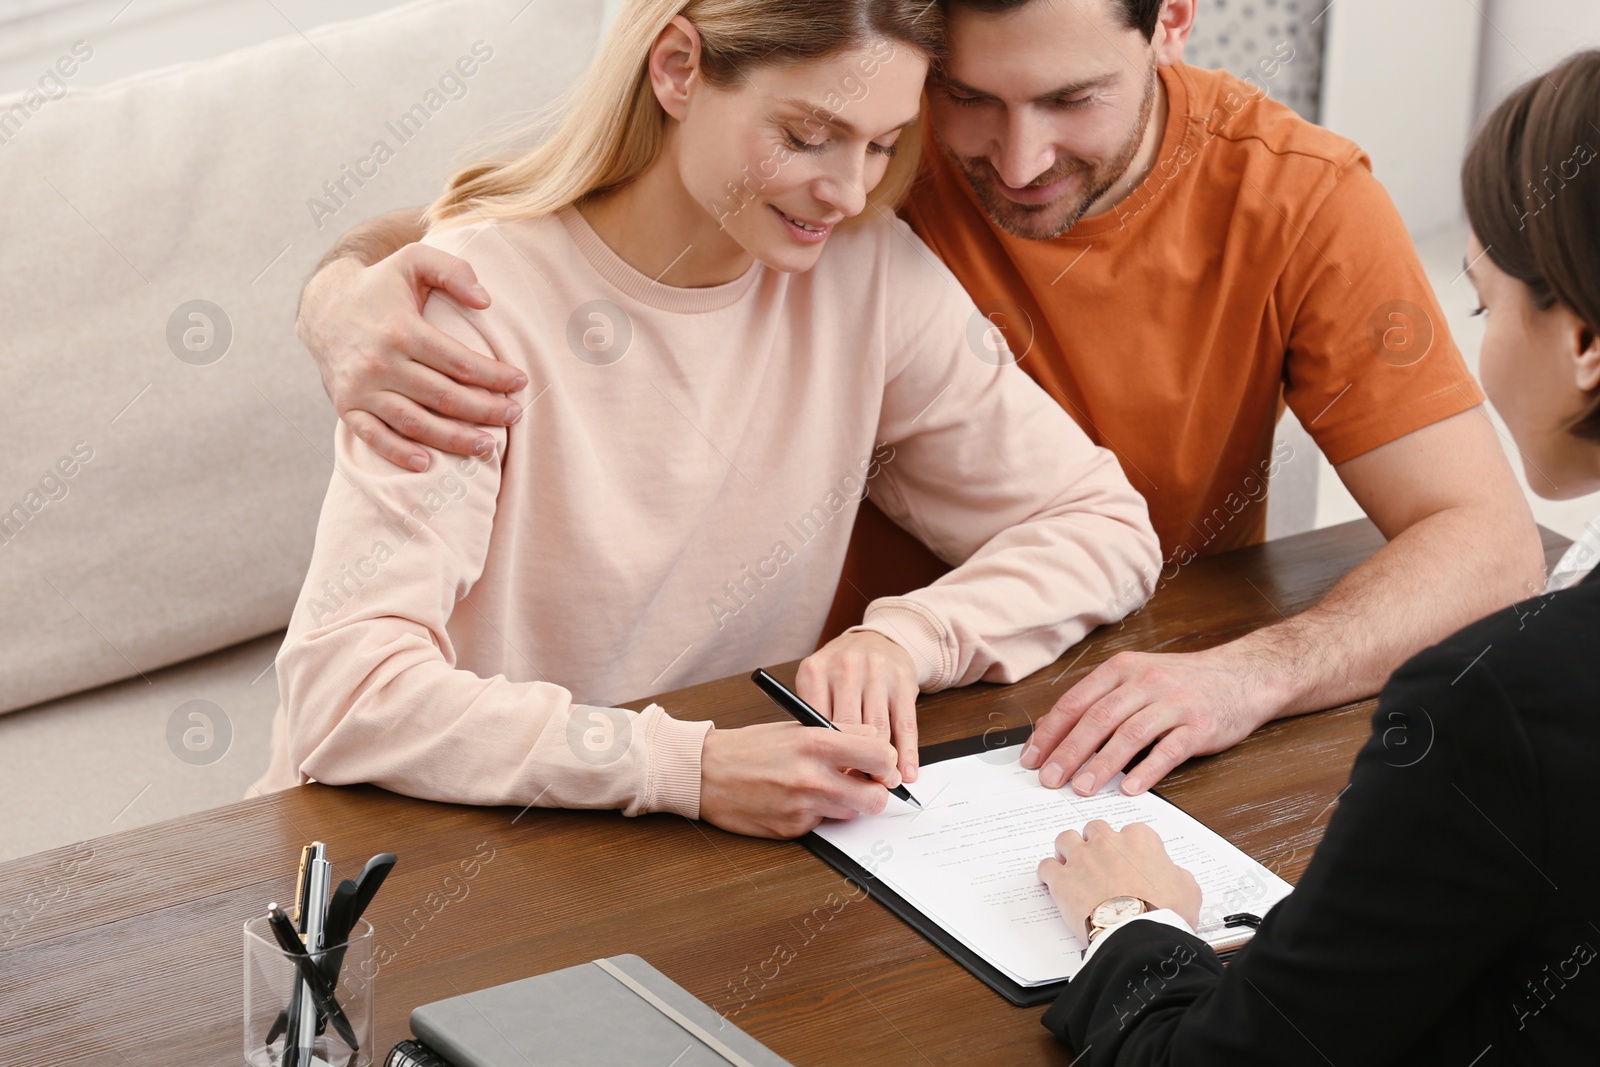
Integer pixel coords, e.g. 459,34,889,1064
244,915,375,1067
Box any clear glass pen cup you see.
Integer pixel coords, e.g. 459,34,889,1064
243,914,374,1067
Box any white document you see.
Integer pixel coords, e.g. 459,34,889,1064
812,744,1293,986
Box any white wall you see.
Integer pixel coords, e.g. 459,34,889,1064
1475,0,1600,120
1318,0,1482,237
1317,0,1600,238
1307,0,1600,544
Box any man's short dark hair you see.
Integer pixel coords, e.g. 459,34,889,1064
947,0,1163,42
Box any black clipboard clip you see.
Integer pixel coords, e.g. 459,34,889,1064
1213,913,1263,964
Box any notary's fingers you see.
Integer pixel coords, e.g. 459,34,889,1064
1051,827,1085,861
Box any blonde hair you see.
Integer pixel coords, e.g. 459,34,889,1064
423,0,943,232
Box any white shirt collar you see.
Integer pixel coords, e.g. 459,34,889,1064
1546,512,1600,593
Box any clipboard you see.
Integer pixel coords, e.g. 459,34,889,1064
802,726,1274,1007
800,724,1073,1007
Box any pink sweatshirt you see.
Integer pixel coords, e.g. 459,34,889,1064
250,206,1160,817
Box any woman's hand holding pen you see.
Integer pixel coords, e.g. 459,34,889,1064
699,722,902,839
795,631,921,785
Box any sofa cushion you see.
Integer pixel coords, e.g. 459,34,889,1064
0,0,604,714
0,631,286,862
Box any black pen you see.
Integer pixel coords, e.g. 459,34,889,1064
266,904,362,1053
268,851,398,1044
322,852,397,985
751,668,921,809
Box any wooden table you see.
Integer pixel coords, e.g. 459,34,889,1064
0,521,1570,1066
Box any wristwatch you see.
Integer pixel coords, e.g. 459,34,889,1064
1085,895,1153,944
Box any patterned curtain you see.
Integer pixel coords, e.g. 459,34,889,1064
1183,0,1327,122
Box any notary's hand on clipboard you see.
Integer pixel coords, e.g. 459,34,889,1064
808,748,1291,995
1035,819,1203,943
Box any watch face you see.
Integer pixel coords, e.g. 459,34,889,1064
1091,896,1147,927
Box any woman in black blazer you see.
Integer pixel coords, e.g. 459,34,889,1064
1034,50,1600,1065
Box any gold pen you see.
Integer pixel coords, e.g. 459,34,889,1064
293,842,322,935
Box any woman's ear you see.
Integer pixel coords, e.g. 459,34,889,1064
1575,319,1600,393
649,15,703,123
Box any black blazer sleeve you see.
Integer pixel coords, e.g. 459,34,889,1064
1040,620,1574,1065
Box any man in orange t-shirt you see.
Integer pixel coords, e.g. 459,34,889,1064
289,0,1544,799
820,0,1541,795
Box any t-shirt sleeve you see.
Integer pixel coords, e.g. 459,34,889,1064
1278,150,1484,466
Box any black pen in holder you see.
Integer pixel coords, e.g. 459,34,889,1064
244,910,376,1067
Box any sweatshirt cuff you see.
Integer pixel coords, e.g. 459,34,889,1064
844,599,954,690
638,704,713,820
1079,909,1195,967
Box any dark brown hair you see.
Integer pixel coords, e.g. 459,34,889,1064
947,0,1163,41
1464,49,1600,441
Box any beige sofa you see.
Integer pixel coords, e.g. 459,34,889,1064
0,0,608,858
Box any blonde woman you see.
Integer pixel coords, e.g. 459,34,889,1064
252,0,1160,838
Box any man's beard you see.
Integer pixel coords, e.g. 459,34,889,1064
940,60,1158,241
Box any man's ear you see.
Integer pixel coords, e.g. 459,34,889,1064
1153,0,1196,68
649,15,703,123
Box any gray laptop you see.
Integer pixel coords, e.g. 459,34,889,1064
408,954,795,1067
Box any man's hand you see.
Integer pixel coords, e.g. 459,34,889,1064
1018,408,1545,799
796,631,921,784
1036,820,1202,942
1020,646,1282,797
296,244,526,470
699,721,903,839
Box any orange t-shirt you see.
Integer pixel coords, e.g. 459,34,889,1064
822,62,1483,641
